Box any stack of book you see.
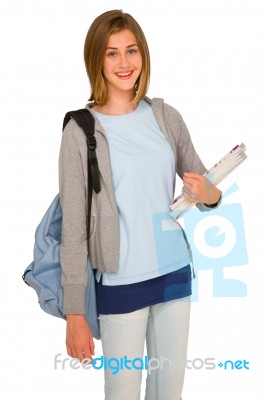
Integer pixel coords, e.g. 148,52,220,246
169,143,247,221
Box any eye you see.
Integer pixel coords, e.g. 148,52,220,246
107,51,117,58
128,49,137,55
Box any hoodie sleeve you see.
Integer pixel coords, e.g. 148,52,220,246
59,119,88,315
163,103,221,211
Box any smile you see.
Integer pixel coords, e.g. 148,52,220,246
115,71,133,79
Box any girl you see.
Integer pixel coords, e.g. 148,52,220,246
59,9,221,400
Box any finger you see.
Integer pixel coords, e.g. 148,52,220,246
183,176,202,186
89,336,95,356
183,179,198,190
182,186,196,200
182,191,197,203
80,349,93,365
77,350,89,363
183,172,203,179
66,340,79,360
66,344,74,359
182,186,201,203
183,177,193,185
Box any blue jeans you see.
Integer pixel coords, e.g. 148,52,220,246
99,297,191,400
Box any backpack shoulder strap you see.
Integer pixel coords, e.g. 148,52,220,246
63,109,101,194
63,108,101,256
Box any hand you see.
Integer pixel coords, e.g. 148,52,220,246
182,172,221,205
66,314,95,364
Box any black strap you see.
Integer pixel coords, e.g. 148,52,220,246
63,109,101,194
63,109,101,255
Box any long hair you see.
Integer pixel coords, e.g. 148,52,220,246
84,10,150,106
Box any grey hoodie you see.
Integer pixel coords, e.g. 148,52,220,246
59,97,216,315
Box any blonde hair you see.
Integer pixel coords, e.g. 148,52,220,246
84,10,150,106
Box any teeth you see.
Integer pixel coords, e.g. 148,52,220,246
117,72,131,77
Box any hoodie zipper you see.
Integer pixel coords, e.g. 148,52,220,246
174,219,196,279
94,121,120,275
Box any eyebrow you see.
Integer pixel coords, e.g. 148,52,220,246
106,44,139,50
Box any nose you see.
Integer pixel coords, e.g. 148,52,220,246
118,53,130,68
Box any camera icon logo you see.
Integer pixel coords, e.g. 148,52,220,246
182,203,247,269
193,215,236,259
153,184,248,300
181,186,248,300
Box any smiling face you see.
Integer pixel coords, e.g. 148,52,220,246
102,29,143,101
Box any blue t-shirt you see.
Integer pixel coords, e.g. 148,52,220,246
91,100,192,314
92,100,191,287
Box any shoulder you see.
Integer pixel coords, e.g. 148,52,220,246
145,96,183,118
61,111,90,147
144,96,184,129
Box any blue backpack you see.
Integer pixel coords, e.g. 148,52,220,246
22,109,101,339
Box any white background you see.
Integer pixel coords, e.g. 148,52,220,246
0,0,265,398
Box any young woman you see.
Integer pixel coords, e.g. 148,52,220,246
59,10,221,400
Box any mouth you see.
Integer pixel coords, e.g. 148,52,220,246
115,71,134,80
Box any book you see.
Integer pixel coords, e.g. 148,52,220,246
169,143,247,221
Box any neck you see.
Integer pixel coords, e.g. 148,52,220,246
94,89,138,115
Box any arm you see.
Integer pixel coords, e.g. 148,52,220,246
167,106,221,209
59,119,87,314
59,119,94,362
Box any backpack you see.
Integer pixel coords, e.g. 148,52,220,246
22,109,101,340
